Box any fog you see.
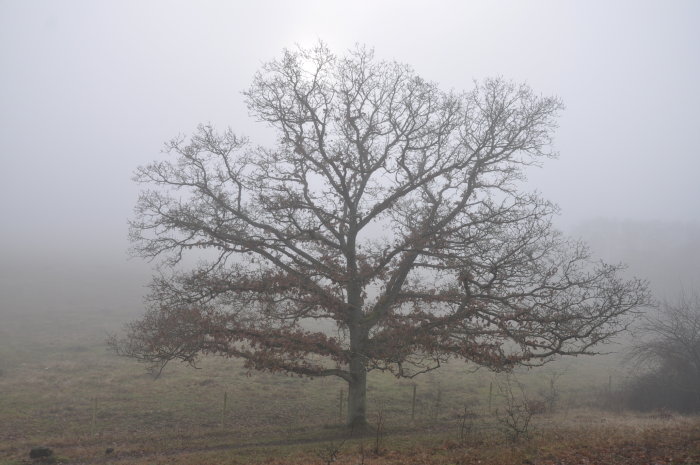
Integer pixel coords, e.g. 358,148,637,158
2,4,700,461
1,2,698,321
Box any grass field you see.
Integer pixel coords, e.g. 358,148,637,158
1,307,698,464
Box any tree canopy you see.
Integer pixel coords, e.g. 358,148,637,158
112,43,649,426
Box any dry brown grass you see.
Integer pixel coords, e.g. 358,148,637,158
3,409,697,465
2,309,698,464
271,412,700,465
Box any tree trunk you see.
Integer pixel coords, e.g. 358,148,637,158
347,357,368,428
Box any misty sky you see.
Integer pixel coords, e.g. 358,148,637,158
1,0,698,269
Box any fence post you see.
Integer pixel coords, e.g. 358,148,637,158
221,391,228,429
411,384,417,421
434,387,442,421
91,397,97,435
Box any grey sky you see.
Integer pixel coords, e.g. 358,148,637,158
1,0,698,268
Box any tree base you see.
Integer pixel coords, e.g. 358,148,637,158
346,417,370,433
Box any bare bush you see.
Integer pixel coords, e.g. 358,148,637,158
626,293,700,412
527,399,547,415
540,370,564,413
316,439,345,465
373,406,386,455
458,406,477,443
495,375,533,442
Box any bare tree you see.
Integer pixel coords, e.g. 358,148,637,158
110,43,649,427
627,292,700,411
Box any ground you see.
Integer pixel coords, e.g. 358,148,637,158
1,308,698,464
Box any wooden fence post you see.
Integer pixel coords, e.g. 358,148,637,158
434,387,442,421
91,397,97,435
221,391,228,429
411,384,417,421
